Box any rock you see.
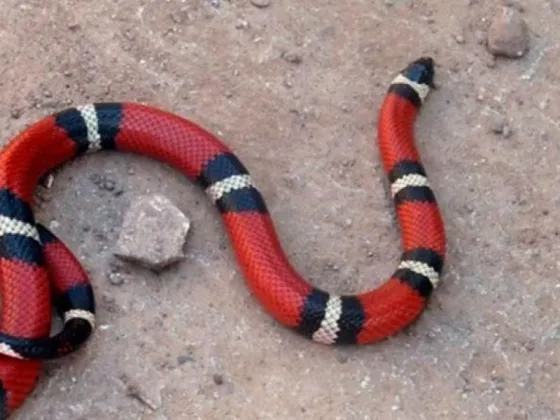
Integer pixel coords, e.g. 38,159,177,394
108,270,125,286
114,194,191,270
171,8,190,24
502,124,513,138
281,50,303,64
177,355,194,365
212,374,224,385
10,107,22,119
250,0,271,7
485,54,497,68
487,7,529,58
235,19,249,30
488,115,512,137
107,260,127,286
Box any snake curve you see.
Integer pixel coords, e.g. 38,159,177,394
0,57,445,418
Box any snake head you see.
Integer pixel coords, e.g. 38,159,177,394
401,57,435,89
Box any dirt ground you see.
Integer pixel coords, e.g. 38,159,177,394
1,0,559,419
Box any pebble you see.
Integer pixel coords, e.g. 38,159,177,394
336,352,349,364
485,54,497,68
114,194,191,270
488,115,512,138
487,7,529,58
235,19,249,30
108,271,125,286
250,0,270,7
502,124,512,138
474,30,486,45
503,0,524,12
107,260,126,286
177,355,194,365
454,34,465,44
10,108,21,119
283,73,293,88
171,8,190,24
212,374,224,385
281,50,303,64
326,262,340,271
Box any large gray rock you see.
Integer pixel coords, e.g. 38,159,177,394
114,194,191,270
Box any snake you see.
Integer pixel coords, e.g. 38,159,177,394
0,57,445,418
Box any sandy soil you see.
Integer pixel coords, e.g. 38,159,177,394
1,0,558,419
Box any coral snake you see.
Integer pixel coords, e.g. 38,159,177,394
0,57,445,418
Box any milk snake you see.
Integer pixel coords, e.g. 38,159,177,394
0,57,445,418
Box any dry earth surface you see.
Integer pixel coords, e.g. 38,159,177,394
0,0,559,419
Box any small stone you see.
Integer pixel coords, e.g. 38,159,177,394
10,108,22,119
235,19,249,30
454,34,465,44
422,15,435,24
103,179,116,191
282,50,303,64
503,0,524,12
485,54,497,68
336,352,349,364
490,117,505,134
474,30,486,45
108,271,125,286
114,194,191,270
177,355,194,365
488,115,511,137
490,375,505,392
538,98,549,110
283,74,293,88
213,374,224,385
171,9,190,24
250,0,270,7
487,7,529,58
107,260,126,286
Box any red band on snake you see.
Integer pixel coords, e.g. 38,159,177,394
0,57,445,418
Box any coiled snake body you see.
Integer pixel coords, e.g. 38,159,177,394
0,57,445,418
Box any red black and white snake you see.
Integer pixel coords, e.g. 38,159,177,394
0,57,445,418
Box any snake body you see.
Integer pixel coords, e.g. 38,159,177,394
0,57,445,418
